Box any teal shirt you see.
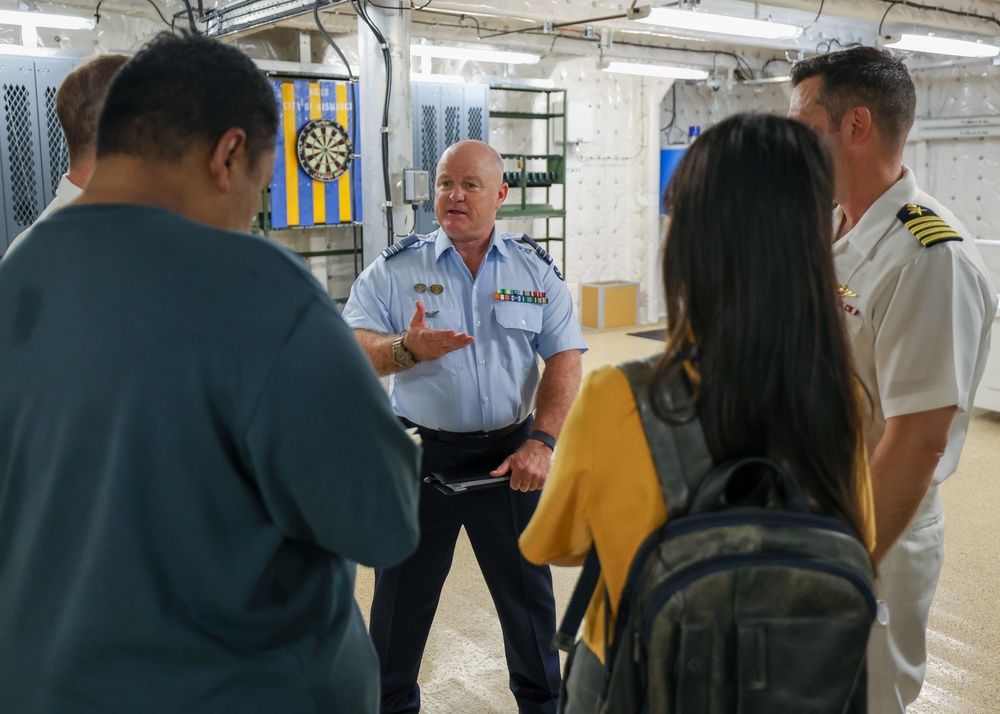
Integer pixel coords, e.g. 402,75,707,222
0,205,420,713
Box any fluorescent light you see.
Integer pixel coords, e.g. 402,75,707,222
603,61,709,80
410,44,540,65
636,7,801,40
0,9,95,30
474,75,556,89
881,33,999,58
411,73,468,85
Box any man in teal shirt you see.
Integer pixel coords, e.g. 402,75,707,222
0,33,420,713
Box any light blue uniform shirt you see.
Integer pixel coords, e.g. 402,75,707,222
343,228,588,432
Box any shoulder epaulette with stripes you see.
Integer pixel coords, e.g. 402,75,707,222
896,204,963,247
517,234,565,281
379,234,420,261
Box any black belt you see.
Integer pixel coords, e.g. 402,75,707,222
400,418,528,448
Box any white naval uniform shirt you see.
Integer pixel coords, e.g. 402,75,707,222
833,166,997,484
6,174,84,256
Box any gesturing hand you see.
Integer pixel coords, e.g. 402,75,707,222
404,300,474,362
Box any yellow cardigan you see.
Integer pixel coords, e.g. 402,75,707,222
519,364,876,663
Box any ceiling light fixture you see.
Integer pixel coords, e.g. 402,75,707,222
0,9,95,30
635,7,802,40
602,61,709,80
880,33,999,58
411,73,470,85
0,9,95,47
410,44,541,65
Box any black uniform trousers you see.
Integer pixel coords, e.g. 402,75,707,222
369,419,560,714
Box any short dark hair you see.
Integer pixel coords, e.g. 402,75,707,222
657,113,866,540
97,32,278,167
56,53,129,165
790,46,916,148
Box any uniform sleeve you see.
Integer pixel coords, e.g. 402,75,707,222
875,248,992,418
536,263,588,360
342,259,398,334
520,370,597,564
244,298,420,568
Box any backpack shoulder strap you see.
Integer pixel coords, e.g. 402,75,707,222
618,355,714,517
553,355,714,654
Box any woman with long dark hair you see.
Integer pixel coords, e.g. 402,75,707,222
520,112,875,711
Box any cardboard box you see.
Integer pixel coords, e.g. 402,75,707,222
581,281,639,330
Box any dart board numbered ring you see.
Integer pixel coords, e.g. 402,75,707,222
296,117,353,182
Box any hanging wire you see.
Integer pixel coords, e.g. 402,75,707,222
804,0,826,30
312,0,362,271
95,0,172,28
351,0,398,244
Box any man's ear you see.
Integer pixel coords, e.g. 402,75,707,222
844,106,874,145
208,127,249,192
496,182,508,208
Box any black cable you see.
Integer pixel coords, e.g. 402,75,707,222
761,57,790,77
877,0,1000,32
352,0,396,244
878,2,899,36
95,0,172,28
413,0,435,10
660,83,684,144
314,0,354,78
313,0,361,252
181,0,199,33
804,0,826,30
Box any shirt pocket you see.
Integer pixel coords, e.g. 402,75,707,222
423,306,463,331
493,302,542,371
413,307,465,375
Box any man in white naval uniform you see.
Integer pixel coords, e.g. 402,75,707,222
789,47,997,713
5,53,128,256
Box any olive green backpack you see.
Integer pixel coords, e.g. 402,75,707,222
554,356,876,713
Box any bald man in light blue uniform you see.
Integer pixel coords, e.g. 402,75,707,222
343,139,586,714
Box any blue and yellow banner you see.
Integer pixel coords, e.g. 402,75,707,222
270,79,362,229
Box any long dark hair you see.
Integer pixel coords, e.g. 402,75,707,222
655,112,865,536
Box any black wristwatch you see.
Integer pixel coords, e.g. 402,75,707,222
527,430,557,451
391,331,419,368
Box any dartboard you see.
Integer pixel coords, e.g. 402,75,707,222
295,118,352,182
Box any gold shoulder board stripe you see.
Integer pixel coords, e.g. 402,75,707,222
896,203,962,247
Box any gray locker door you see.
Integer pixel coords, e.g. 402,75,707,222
411,82,490,235
463,84,487,143
33,58,74,207
0,58,46,248
413,82,441,235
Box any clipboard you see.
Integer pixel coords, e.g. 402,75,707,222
424,452,511,495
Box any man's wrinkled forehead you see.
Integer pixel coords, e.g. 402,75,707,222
435,160,489,185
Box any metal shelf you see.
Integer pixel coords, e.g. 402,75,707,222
490,111,561,120
489,86,568,275
497,205,567,219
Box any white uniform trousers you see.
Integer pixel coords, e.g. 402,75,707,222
867,485,945,713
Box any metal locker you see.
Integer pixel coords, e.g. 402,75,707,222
412,82,489,235
0,58,45,249
0,56,74,252
33,58,74,207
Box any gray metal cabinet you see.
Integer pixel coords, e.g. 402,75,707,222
0,56,74,251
